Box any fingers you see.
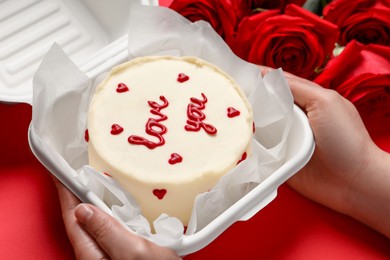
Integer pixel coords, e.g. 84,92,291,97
53,178,108,259
54,177,179,259
260,66,325,110
74,204,151,259
74,203,128,259
75,204,181,259
283,73,325,110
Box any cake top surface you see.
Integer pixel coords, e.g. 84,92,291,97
87,56,253,183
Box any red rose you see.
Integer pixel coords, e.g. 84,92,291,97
248,0,306,10
169,0,247,45
323,0,390,46
315,40,390,134
234,4,339,79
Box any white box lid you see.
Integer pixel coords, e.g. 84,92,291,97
0,0,157,103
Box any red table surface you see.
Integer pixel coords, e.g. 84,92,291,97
1,101,390,259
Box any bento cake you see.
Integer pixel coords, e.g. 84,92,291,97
87,56,253,227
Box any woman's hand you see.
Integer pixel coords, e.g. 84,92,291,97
280,71,390,238
54,178,181,259
284,73,376,214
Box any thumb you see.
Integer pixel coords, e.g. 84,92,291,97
75,204,146,259
74,204,180,259
284,73,326,110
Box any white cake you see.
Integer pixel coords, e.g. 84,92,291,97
87,56,253,227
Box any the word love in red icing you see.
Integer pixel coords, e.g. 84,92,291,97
128,96,169,149
185,93,217,135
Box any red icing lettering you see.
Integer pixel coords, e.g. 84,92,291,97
185,93,217,135
116,83,129,93
227,107,240,118
111,124,124,135
153,189,167,200
237,152,247,165
84,129,89,142
177,73,189,83
103,172,112,177
169,153,183,165
128,96,168,149
253,122,256,133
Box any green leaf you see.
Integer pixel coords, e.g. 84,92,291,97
303,0,332,15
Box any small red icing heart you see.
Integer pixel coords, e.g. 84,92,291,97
116,83,129,93
169,153,183,165
153,189,167,200
111,124,124,135
177,73,189,83
227,107,240,118
237,152,247,165
84,129,89,142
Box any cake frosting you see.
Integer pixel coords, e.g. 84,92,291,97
87,56,253,227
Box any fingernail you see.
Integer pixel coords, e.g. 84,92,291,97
75,204,93,222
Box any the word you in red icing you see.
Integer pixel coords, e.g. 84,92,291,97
111,124,124,135
227,107,240,118
116,83,129,93
169,153,183,165
128,96,169,149
185,93,217,135
84,129,89,142
153,189,167,200
177,73,189,83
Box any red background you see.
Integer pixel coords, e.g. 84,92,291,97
1,102,389,259
1,1,390,258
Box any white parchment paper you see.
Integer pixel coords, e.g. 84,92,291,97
31,3,293,247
